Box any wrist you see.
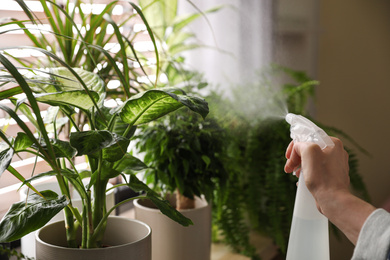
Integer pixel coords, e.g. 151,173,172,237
316,190,353,216
316,190,376,245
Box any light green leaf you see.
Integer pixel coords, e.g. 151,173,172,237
14,133,33,152
118,89,209,126
35,90,100,111
0,190,68,243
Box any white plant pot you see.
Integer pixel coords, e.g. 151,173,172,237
134,195,212,260
19,180,115,258
35,216,151,260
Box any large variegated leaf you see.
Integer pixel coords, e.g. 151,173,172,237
53,68,104,94
118,89,209,126
35,90,100,111
70,130,130,162
0,190,68,243
28,67,104,95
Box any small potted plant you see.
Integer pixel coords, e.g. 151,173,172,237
0,1,210,259
132,95,228,260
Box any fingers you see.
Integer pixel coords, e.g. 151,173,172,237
284,141,302,174
285,141,294,159
284,141,323,174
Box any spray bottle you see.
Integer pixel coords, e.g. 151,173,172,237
285,113,334,260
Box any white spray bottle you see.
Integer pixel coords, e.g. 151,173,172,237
285,113,334,260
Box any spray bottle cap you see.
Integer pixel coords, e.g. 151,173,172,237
285,113,334,149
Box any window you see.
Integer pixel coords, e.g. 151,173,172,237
0,0,153,217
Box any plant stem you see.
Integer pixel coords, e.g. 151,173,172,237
91,195,148,242
176,190,195,210
90,153,107,247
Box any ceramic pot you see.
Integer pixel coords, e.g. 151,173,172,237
35,216,151,260
134,195,211,260
19,180,115,258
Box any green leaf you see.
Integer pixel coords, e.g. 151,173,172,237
7,165,44,198
114,154,149,173
51,139,77,159
23,169,79,185
0,190,68,243
14,133,33,152
70,130,113,156
32,139,77,159
118,89,209,126
99,161,122,180
201,155,211,168
129,2,160,87
0,53,54,162
0,148,13,177
101,134,130,162
53,67,104,95
0,87,23,101
127,175,193,227
35,90,100,111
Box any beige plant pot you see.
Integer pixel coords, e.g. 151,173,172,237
134,195,212,260
19,180,115,258
35,216,151,260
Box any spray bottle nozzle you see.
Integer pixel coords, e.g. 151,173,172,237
285,113,334,149
285,113,294,124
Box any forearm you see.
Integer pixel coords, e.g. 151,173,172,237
317,191,376,245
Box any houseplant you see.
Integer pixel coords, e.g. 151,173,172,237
132,88,228,260
0,0,210,258
0,61,206,257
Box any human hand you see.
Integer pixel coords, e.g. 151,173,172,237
285,137,376,245
284,137,351,212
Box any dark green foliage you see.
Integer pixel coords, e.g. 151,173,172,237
134,107,228,202
212,170,260,260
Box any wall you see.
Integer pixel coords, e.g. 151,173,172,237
317,0,390,259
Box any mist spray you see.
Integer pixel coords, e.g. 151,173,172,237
285,113,333,260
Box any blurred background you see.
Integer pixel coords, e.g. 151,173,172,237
180,0,390,259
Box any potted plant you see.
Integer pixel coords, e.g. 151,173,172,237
132,86,228,260
0,1,210,259
0,63,207,259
